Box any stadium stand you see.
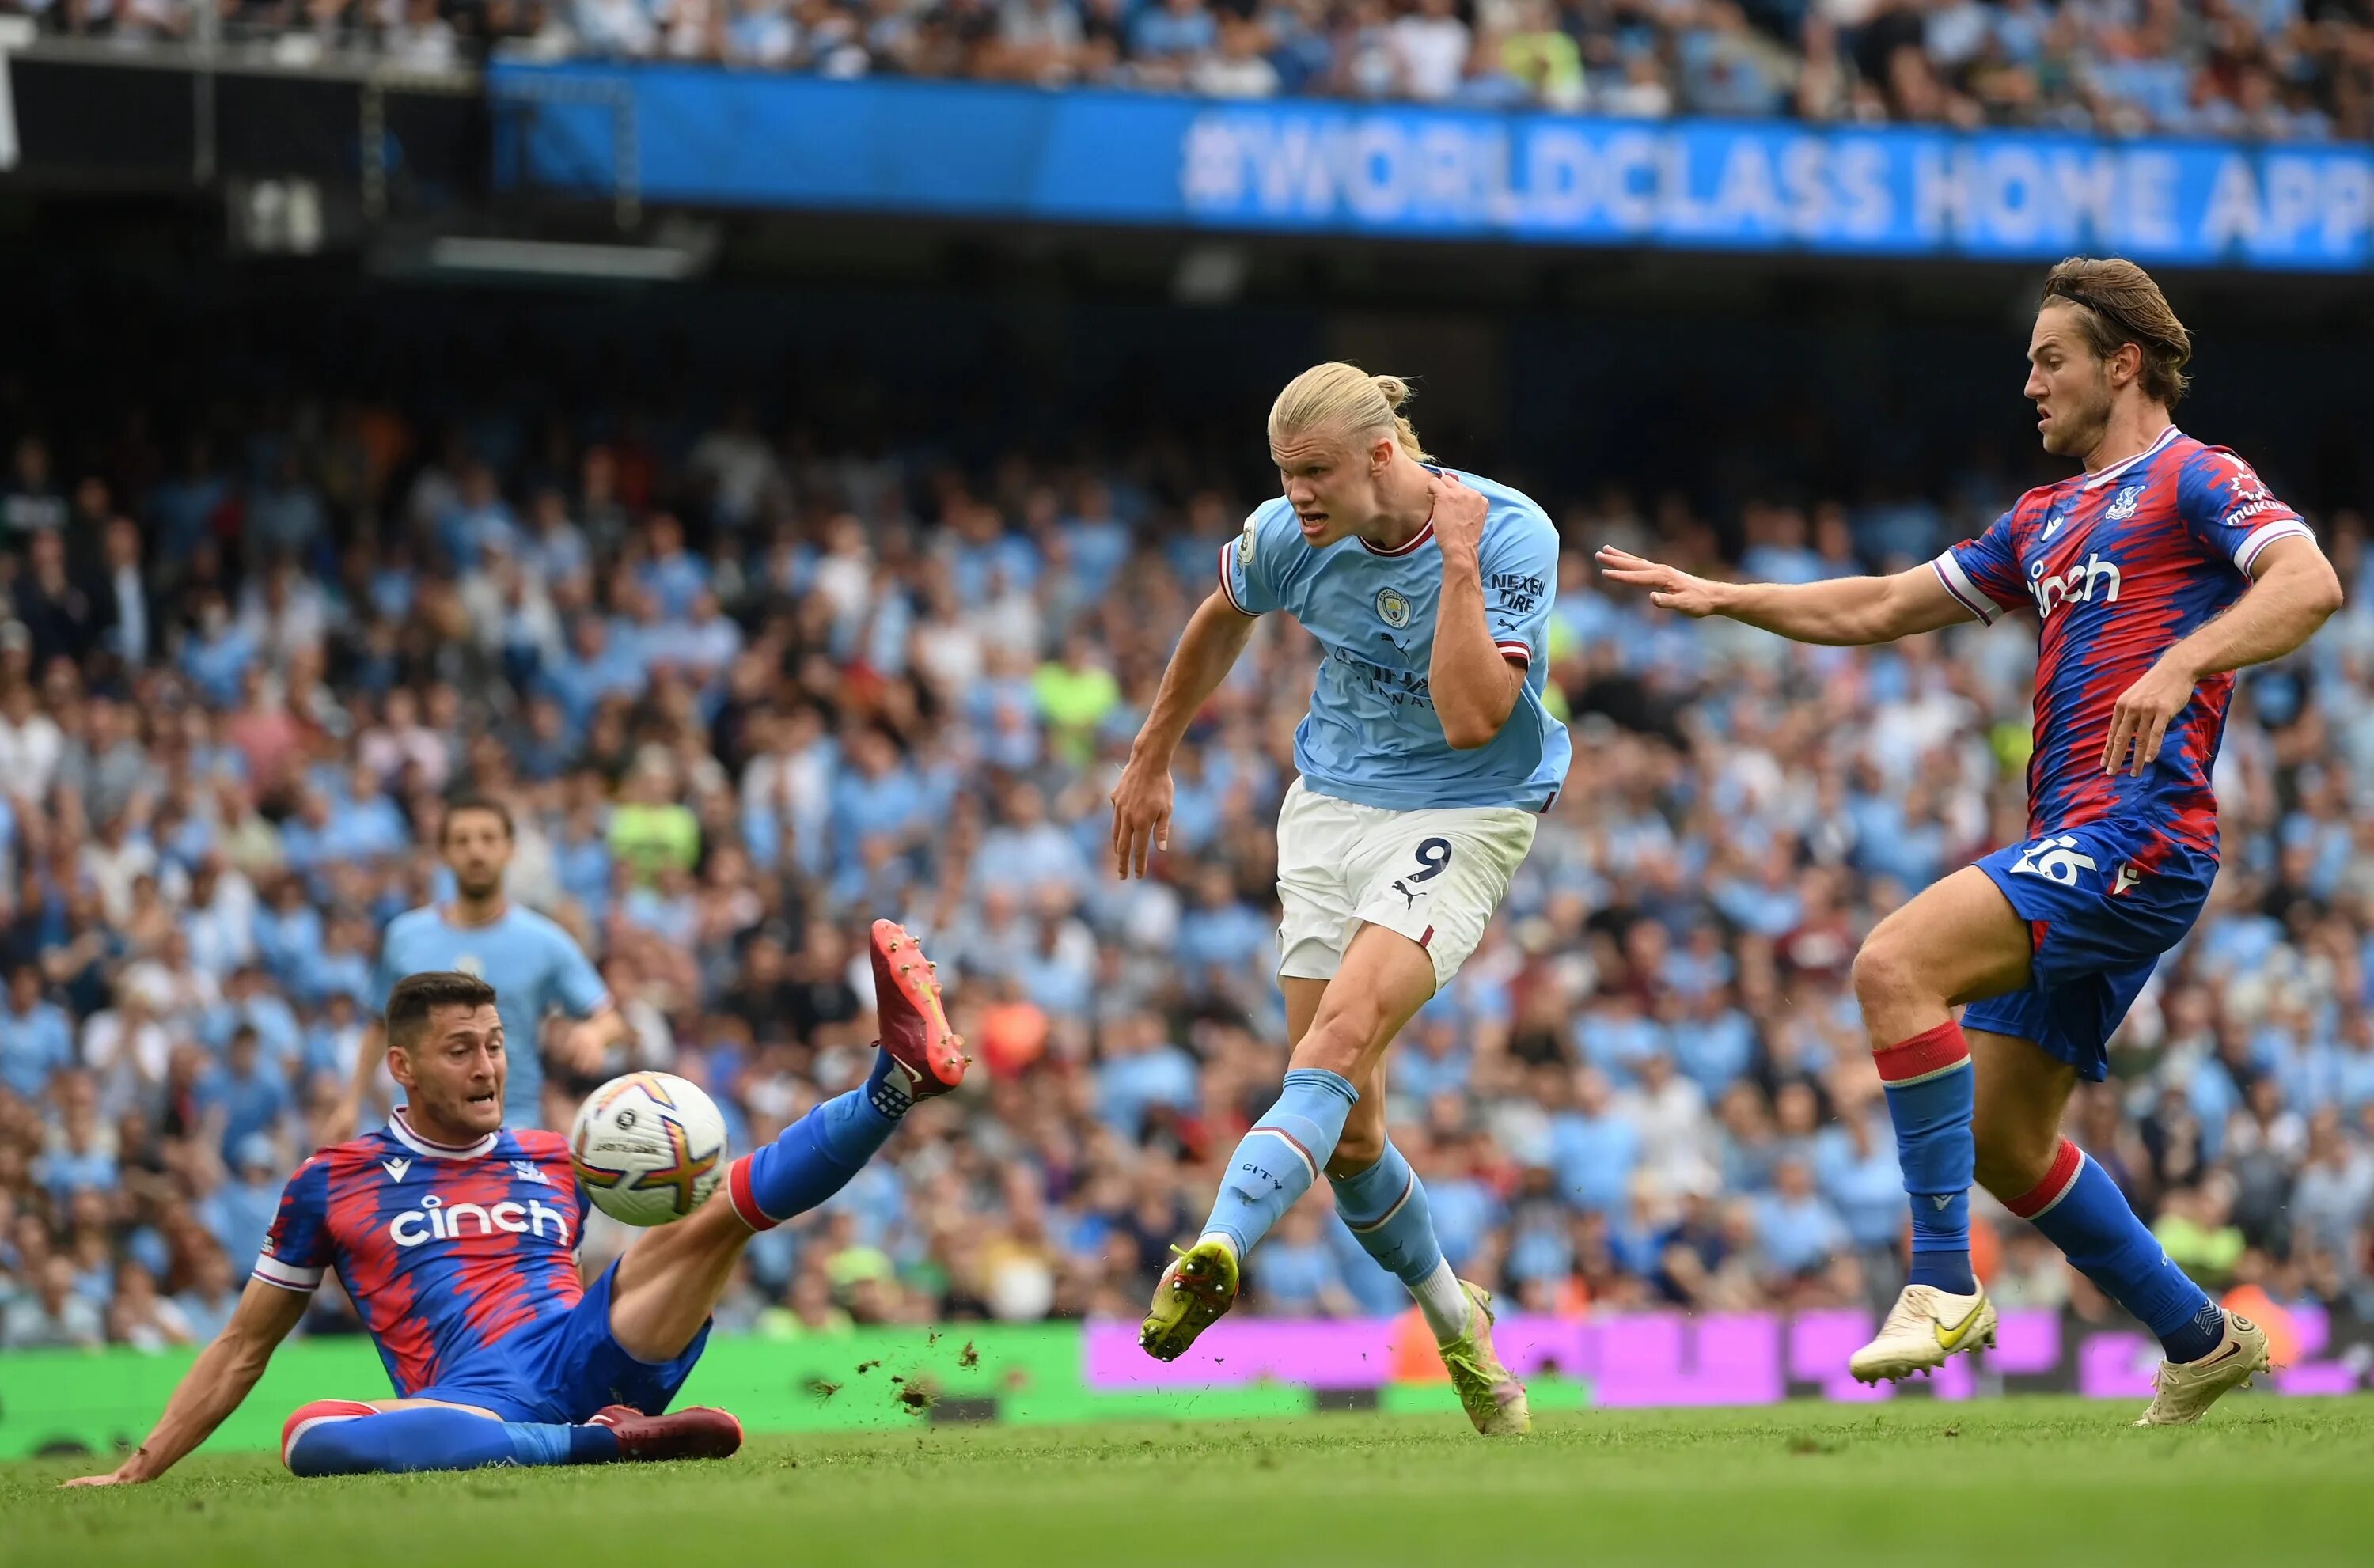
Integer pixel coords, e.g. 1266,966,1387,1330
2,0,2370,142
0,364,2367,1353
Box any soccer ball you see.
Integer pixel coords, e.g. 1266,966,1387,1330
570,1072,728,1226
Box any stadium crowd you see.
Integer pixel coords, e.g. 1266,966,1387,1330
5,0,2373,142
0,392,2370,1358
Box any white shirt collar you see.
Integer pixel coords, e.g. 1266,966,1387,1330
2082,426,2181,489
389,1108,500,1161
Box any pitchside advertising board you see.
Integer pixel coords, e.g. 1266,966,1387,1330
8,1307,2372,1457
490,66,2374,272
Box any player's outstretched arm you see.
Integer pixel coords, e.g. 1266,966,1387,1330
2100,533,2345,776
1111,589,1259,879
63,1278,311,1486
1595,547,1972,646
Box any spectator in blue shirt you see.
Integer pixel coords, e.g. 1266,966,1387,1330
170,1243,243,1345
39,1096,117,1205
1752,1156,1850,1277
1256,1203,1356,1316
975,782,1088,899
0,964,72,1101
199,1135,284,1281
195,1028,292,1164
1174,865,1270,979
1094,1013,1200,1141
1132,0,1217,62
1815,1107,1907,1253
1550,1067,1643,1214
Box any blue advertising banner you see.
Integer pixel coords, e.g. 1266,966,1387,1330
490,66,2374,271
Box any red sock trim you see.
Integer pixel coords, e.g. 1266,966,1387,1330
2005,1138,2086,1220
281,1399,379,1468
726,1154,780,1233
1874,1019,1970,1085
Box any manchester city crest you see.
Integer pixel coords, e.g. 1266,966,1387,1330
1375,588,1413,628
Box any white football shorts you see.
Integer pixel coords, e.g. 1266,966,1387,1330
1274,777,1538,992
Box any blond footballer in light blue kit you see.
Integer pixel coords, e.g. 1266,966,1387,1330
1111,363,1570,1436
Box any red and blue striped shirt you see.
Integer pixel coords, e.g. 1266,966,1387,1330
1932,427,2311,867
256,1111,589,1396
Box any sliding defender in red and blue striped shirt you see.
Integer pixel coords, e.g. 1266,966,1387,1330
66,922,965,1487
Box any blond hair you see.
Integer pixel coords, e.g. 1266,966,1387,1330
1268,362,1431,463
2041,256,2194,408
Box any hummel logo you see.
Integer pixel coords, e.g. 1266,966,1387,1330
381,1157,412,1183
510,1160,551,1186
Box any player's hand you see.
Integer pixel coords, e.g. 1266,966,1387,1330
1429,473,1488,566
2102,653,2198,776
62,1464,141,1487
1594,546,1724,618
1109,753,1174,881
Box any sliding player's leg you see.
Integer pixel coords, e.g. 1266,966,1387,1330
609,918,965,1363
1316,984,1526,1435
279,1396,733,1476
1846,864,2031,1383
1966,1027,2266,1425
283,1397,738,1476
1141,922,1435,1362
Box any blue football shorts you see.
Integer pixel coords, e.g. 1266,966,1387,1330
407,1258,710,1424
1962,819,2216,1082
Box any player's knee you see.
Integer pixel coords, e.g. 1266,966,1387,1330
1850,933,1922,1025
281,1399,381,1474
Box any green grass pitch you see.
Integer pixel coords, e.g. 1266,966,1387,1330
10,1397,2372,1568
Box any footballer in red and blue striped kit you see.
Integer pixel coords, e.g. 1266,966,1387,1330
65,920,968,1488
1598,256,2344,1426
256,1115,597,1405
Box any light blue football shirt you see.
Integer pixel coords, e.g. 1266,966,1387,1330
371,903,611,1125
1219,466,1572,812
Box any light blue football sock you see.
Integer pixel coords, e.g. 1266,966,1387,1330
1200,1068,1358,1259
285,1407,619,1476
1330,1140,1447,1287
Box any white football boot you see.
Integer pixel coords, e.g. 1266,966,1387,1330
2133,1310,2271,1426
1849,1283,1997,1384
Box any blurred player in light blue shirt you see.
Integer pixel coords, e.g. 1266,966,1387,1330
333,796,626,1136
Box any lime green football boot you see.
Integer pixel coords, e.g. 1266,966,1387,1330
1140,1239,1240,1362
1438,1281,1531,1436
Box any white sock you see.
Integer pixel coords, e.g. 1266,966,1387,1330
1195,1232,1241,1263
1410,1259,1471,1343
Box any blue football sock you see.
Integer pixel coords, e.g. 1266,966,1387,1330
1201,1068,1357,1259
2008,1138,2223,1362
284,1407,619,1477
1876,1020,1976,1295
1330,1141,1447,1287
729,1076,900,1230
